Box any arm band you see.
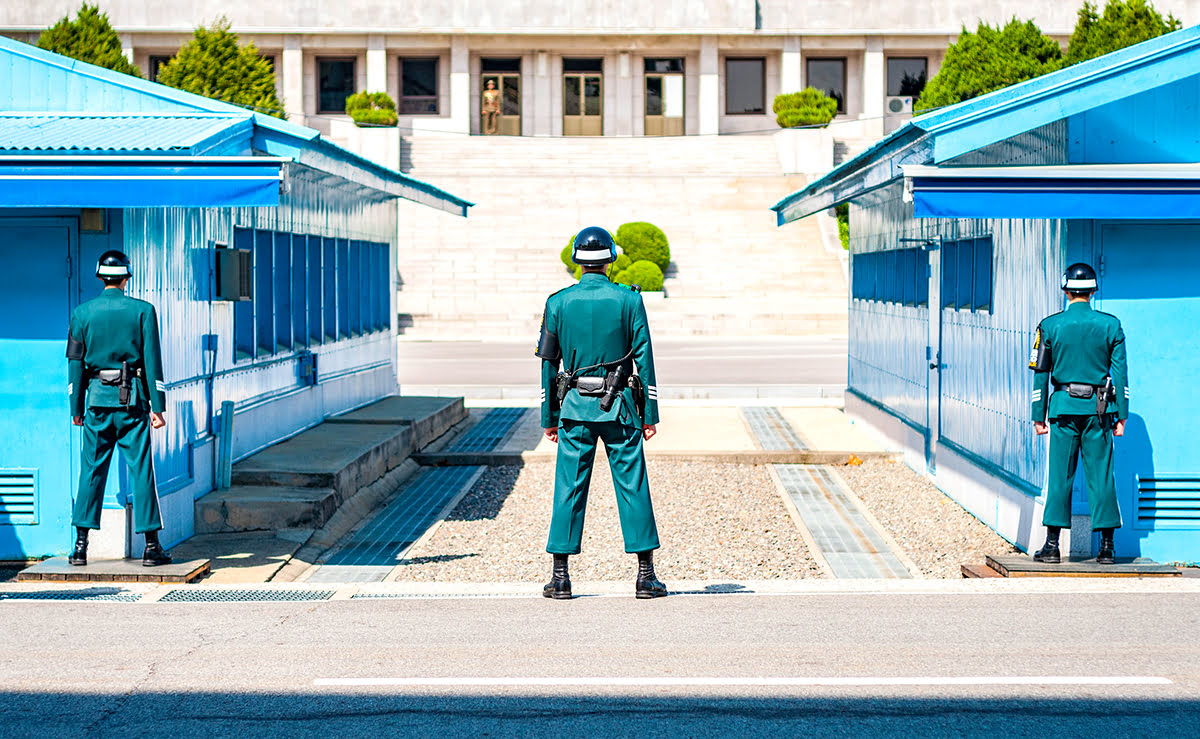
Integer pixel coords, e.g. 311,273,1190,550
1029,326,1051,372
66,335,85,360
535,326,561,362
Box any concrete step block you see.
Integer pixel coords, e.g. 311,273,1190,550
194,485,340,534
326,395,467,449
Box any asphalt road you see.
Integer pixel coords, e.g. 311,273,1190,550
2,587,1198,737
397,337,849,389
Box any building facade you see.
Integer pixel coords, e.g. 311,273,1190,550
0,37,468,560
774,27,1200,563
5,1,1199,141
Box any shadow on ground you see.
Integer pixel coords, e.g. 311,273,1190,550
445,465,522,522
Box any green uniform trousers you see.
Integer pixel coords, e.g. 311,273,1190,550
1044,414,1121,530
72,406,162,534
547,420,660,555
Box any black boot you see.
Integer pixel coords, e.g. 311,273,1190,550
1097,528,1116,565
1033,526,1061,564
543,554,572,599
142,530,172,567
68,528,89,566
635,551,668,599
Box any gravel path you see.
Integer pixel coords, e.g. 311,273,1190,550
838,458,1020,578
391,460,822,582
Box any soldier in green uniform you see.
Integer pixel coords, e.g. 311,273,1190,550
66,250,172,567
536,227,666,600
1029,263,1128,565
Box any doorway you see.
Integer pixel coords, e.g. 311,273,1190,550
644,58,684,136
563,58,603,136
481,58,521,135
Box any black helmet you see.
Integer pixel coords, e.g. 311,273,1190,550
572,227,617,265
1061,262,1097,293
96,250,132,280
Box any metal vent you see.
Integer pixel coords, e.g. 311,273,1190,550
0,469,37,525
0,589,140,602
215,247,253,301
158,588,335,603
1136,476,1200,528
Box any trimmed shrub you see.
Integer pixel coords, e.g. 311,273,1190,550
155,18,285,119
346,91,398,127
614,222,669,272
607,253,632,280
573,264,583,280
772,88,839,128
835,203,849,250
38,3,141,77
614,260,664,292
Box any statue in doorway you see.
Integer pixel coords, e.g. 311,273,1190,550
482,79,501,134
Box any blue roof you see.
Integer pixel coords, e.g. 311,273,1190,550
773,24,1200,225
0,36,471,216
0,113,252,155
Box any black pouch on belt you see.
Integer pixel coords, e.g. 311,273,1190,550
1066,383,1096,399
96,369,122,385
573,376,606,396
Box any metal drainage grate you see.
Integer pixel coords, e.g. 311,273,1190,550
742,407,809,450
158,588,335,603
449,408,527,452
0,589,141,602
351,592,524,599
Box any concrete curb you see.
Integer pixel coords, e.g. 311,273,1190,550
412,450,900,466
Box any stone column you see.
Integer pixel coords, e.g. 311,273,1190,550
366,34,387,93
282,36,305,123
698,36,719,136
449,36,470,134
862,36,885,138
781,36,802,94
120,33,134,66
533,51,551,136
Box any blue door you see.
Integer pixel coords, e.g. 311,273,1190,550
0,218,77,559
1099,223,1200,562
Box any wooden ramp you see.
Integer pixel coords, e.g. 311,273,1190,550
962,555,1181,578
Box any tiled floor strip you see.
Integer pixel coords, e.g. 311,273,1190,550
741,406,810,450
448,407,528,452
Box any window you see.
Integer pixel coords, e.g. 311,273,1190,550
941,237,993,312
148,55,172,83
482,57,521,73
399,58,438,114
806,58,846,113
851,247,929,306
725,58,765,114
232,227,390,362
645,58,684,74
887,57,927,100
563,58,604,73
318,58,356,114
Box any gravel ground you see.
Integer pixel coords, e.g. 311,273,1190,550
838,458,1020,578
391,459,822,582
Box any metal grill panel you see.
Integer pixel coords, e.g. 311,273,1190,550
449,408,526,452
1136,476,1200,528
0,589,140,602
0,469,37,524
158,588,335,603
742,407,809,450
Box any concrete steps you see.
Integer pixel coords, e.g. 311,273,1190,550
195,396,467,535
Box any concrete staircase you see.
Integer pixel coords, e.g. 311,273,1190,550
396,131,847,339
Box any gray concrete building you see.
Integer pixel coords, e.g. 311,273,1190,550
7,1,1198,142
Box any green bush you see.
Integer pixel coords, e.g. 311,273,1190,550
573,264,583,280
607,253,632,280
614,222,670,272
835,203,849,250
38,3,141,77
346,91,398,126
561,239,579,273
155,18,285,119
1065,0,1180,65
772,88,839,128
614,260,664,292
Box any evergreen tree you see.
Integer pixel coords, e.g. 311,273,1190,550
915,18,1062,113
38,3,141,77
1065,0,1181,65
157,18,286,119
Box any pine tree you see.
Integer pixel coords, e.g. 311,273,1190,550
1065,0,1181,65
38,3,141,77
157,18,286,119
915,18,1062,113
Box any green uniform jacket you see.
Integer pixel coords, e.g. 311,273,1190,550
1030,301,1128,422
539,273,659,429
68,288,167,415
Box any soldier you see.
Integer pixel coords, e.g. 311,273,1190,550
1029,262,1128,565
66,250,172,567
535,227,666,600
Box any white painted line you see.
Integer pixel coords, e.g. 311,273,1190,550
315,676,1172,688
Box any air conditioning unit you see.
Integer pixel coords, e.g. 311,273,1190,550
886,95,914,114
215,246,253,301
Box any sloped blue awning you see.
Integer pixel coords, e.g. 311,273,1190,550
904,164,1200,220
0,156,285,207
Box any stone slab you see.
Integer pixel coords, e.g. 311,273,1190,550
328,395,467,449
986,554,1182,578
194,487,340,534
17,557,210,584
231,423,413,497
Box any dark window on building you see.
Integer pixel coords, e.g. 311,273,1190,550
851,247,929,306
645,58,684,74
725,58,765,114
887,57,927,100
563,57,604,73
482,57,521,73
148,55,172,83
400,58,439,115
233,229,255,360
318,58,356,114
941,237,993,312
806,58,846,113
